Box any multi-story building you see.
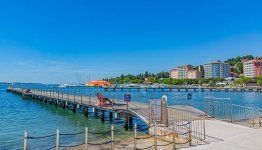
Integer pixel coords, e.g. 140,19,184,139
243,60,262,78
170,69,178,79
204,61,231,78
188,69,203,79
170,65,202,79
177,65,192,79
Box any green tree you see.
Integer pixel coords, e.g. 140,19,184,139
225,55,254,74
208,80,216,87
242,55,254,60
235,77,251,87
235,62,243,73
257,77,262,86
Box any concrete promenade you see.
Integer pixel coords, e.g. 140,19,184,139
185,119,262,150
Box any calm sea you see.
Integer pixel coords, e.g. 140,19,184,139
0,83,261,149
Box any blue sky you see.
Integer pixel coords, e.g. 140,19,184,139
0,0,261,84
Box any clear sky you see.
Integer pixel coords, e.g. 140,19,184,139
0,0,261,84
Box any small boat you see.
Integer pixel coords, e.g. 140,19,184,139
58,84,78,88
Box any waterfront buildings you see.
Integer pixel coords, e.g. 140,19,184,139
203,61,231,78
243,59,262,78
170,65,202,79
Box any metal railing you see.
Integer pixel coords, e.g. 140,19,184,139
149,100,206,141
204,97,262,128
134,120,196,150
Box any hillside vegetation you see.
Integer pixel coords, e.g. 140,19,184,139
225,55,261,74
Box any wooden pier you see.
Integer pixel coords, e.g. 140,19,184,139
8,88,147,130
7,87,206,141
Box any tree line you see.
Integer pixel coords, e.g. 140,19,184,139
105,73,261,87
104,71,226,86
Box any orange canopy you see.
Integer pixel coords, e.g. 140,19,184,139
86,80,111,87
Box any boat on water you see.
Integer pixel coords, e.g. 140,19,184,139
58,84,81,88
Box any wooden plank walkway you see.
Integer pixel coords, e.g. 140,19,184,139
7,88,153,125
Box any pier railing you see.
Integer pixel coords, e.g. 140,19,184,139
149,100,206,141
134,121,195,150
204,97,262,128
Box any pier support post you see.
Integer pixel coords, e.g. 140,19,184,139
111,125,114,150
134,124,137,150
129,116,133,129
85,127,88,150
74,91,76,102
81,94,83,104
73,104,76,112
109,112,113,121
94,108,98,117
24,130,27,150
56,129,60,150
124,116,128,130
84,107,89,117
101,111,105,122
83,107,86,114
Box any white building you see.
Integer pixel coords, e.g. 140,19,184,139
243,60,262,78
204,61,231,78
